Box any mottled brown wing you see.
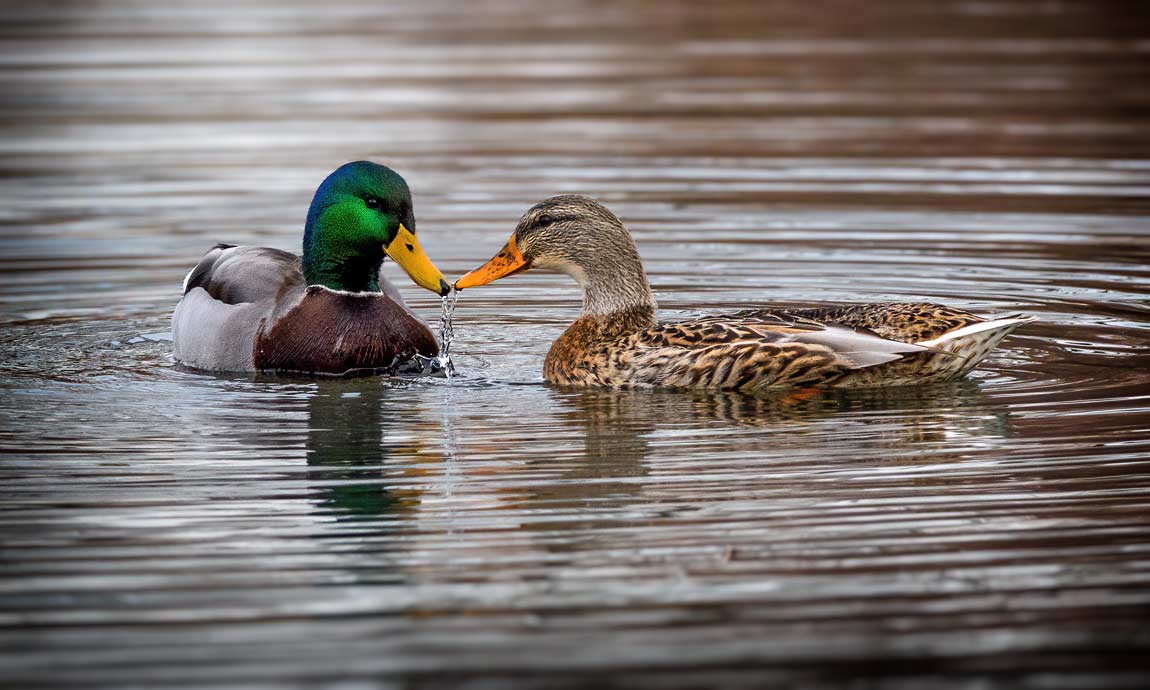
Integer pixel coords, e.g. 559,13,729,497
593,316,927,391
731,303,984,343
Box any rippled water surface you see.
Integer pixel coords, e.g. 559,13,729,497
2,1,1150,688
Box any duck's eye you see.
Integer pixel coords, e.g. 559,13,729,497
536,213,555,228
365,197,382,210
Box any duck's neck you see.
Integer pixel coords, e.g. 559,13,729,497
544,256,655,384
568,252,657,338
302,226,382,293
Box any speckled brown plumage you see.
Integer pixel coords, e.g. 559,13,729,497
544,310,960,390
542,304,1034,391
459,195,1035,392
733,303,984,343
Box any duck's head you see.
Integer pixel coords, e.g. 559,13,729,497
455,194,654,316
303,161,449,295
456,195,642,289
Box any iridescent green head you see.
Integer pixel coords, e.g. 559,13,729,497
302,161,449,295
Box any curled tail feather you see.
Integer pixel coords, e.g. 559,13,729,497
916,314,1037,377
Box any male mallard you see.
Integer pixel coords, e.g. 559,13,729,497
455,195,1034,391
173,161,451,375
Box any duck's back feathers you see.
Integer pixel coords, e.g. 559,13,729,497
780,302,1034,382
545,302,1034,391
182,245,303,304
545,313,930,391
736,302,984,343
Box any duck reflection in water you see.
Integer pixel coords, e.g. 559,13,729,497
305,379,428,522
295,370,1016,525
548,378,1014,472
510,378,1013,541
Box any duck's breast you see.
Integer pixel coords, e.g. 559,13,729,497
253,286,438,375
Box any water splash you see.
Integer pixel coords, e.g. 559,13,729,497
434,289,460,378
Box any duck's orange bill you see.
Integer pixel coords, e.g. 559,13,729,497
454,235,530,289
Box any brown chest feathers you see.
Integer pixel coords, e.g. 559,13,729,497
254,286,438,375
541,303,986,391
544,306,655,385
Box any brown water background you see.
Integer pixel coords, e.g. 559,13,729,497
2,1,1149,688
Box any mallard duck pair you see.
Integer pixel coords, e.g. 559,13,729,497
174,163,1033,388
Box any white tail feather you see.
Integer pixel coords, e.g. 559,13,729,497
910,314,1036,379
917,314,1037,348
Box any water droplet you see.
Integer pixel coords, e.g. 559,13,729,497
435,289,460,378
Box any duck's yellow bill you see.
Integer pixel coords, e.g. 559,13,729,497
385,224,451,296
455,235,530,289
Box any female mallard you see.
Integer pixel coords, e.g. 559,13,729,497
173,161,451,375
455,195,1034,391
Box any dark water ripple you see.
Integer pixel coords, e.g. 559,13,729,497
2,1,1150,688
